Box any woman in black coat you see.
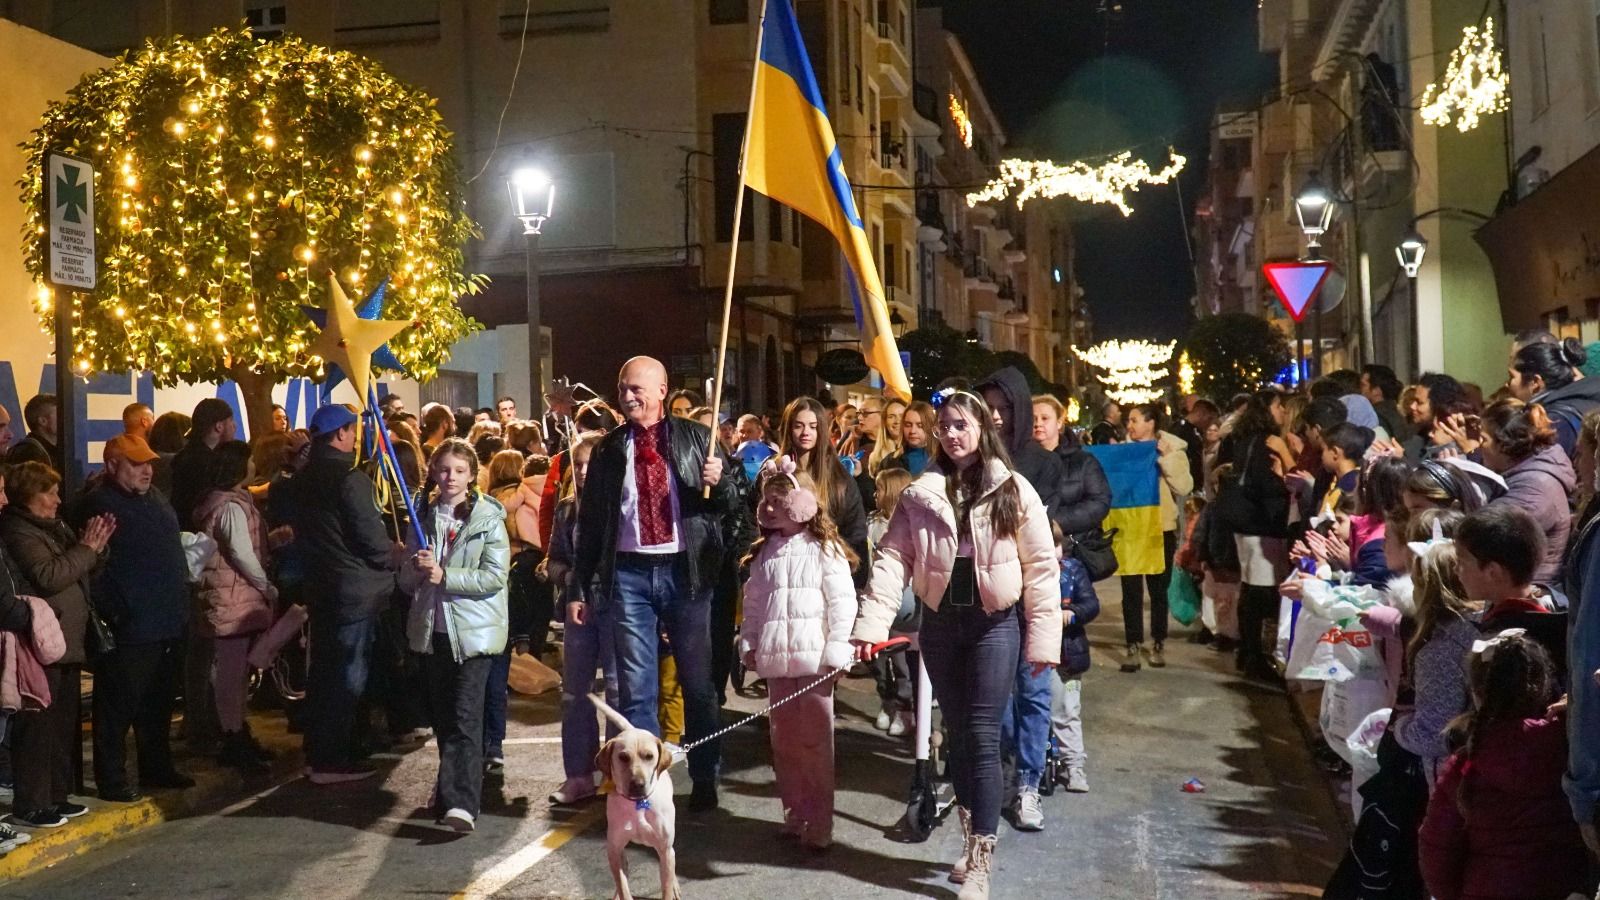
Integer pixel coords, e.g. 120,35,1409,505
1032,396,1111,538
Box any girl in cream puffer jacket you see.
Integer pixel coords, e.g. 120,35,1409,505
738,459,859,849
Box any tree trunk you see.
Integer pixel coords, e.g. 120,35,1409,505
230,365,278,442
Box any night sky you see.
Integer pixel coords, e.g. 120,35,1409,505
933,0,1274,341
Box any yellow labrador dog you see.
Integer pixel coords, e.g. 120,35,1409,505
592,697,679,900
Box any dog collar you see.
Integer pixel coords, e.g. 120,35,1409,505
635,797,652,812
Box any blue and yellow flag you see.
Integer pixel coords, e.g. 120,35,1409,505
1084,443,1165,576
744,1,911,401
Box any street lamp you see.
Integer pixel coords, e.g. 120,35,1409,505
1294,173,1336,252
1396,228,1428,377
508,167,555,419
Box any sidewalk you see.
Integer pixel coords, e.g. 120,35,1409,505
0,710,307,879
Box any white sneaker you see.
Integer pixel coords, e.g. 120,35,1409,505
874,709,892,731
887,713,908,737
0,822,31,854
1065,768,1089,793
1012,787,1044,831
440,807,475,832
548,776,597,805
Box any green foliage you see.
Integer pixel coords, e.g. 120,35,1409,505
896,323,998,398
1181,313,1291,403
20,27,481,386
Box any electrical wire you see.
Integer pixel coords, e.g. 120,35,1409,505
466,0,532,184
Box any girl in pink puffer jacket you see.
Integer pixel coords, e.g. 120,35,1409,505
739,457,858,850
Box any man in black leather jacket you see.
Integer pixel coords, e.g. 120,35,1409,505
573,357,735,811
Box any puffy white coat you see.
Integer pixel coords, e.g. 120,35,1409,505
739,531,858,679
853,460,1062,666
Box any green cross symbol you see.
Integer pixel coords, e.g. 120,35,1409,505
55,163,88,224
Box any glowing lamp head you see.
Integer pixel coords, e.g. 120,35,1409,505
1294,174,1336,247
507,167,555,235
1396,229,1428,278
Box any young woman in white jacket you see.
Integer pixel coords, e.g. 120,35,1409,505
852,391,1061,900
739,457,858,850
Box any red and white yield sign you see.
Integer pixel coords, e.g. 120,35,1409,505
1262,260,1332,323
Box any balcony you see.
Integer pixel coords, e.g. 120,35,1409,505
875,27,911,97
963,253,999,291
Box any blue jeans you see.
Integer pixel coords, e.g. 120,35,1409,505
560,603,618,780
482,650,511,758
920,602,1021,838
610,553,719,785
305,614,377,770
1000,656,1053,790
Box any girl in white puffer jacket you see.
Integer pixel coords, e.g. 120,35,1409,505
739,457,858,850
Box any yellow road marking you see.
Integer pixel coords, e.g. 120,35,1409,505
450,806,605,900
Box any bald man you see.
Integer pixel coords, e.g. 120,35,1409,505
122,402,154,440
573,356,734,811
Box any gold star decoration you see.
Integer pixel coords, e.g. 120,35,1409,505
306,273,409,404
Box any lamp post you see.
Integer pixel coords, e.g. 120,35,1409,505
1396,228,1428,379
508,167,555,419
1294,173,1337,380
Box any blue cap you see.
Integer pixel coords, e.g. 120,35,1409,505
310,404,359,436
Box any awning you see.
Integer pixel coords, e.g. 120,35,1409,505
1476,142,1600,331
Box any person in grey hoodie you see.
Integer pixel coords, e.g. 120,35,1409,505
1474,399,1577,587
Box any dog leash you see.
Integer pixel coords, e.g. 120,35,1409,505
667,636,910,763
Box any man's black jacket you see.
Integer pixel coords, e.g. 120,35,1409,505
286,443,398,623
575,417,737,609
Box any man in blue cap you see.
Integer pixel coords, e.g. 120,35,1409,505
289,404,400,783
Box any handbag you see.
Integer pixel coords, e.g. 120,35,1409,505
1067,527,1119,581
85,598,116,656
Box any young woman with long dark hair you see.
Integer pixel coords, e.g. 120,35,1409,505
852,391,1061,899
775,397,868,579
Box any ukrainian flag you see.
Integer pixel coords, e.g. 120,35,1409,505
744,0,911,401
1084,443,1165,576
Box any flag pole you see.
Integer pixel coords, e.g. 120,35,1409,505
705,0,771,498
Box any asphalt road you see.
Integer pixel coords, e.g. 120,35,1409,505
5,580,1346,899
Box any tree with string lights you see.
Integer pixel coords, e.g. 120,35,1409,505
19,28,483,433
1181,313,1291,404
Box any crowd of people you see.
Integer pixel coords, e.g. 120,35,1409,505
1,332,1599,898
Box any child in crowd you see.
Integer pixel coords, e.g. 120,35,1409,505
1418,630,1589,900
867,467,915,736
739,458,858,850
543,433,617,806
1049,520,1099,794
1453,505,1569,680
1188,464,1240,652
1317,423,1373,518
1389,512,1476,788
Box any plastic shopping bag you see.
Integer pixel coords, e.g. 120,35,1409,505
1295,618,1382,682
1285,605,1332,680
181,531,218,583
1321,680,1389,765
1168,568,1201,626
1274,597,1302,666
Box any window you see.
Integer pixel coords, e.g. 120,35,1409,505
245,2,287,40
854,7,864,113
877,0,890,38
713,113,755,241
710,0,747,24
769,198,785,243
498,0,611,36
838,2,851,108
338,0,441,43
883,241,896,288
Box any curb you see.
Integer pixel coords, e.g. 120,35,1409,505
0,716,304,881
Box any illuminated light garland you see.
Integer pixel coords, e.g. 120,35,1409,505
19,27,484,383
949,94,974,149
1419,18,1508,134
1178,350,1196,395
966,150,1187,216
1077,339,1176,406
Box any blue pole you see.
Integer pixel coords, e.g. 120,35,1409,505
366,382,428,549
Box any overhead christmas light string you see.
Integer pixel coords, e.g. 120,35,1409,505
966,149,1187,216
1419,17,1508,133
1077,339,1176,405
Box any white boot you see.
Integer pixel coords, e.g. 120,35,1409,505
957,835,996,899
949,805,976,883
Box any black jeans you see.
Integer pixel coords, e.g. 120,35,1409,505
1119,529,1178,645
919,601,1021,838
423,634,493,817
305,614,377,770
14,664,80,812
93,641,180,790
1237,584,1279,665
